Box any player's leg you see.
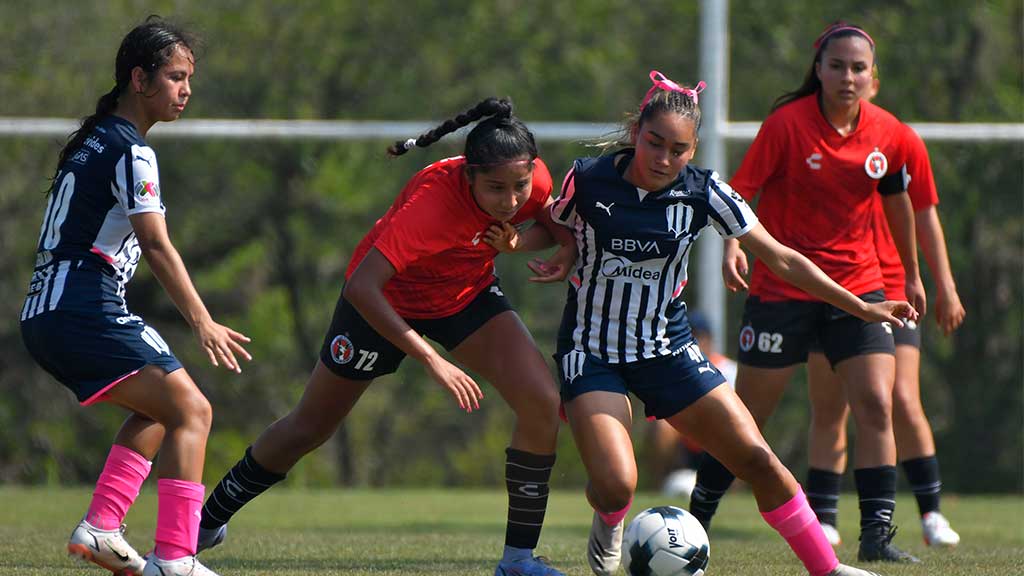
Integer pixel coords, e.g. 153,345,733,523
807,351,850,546
565,390,635,576
198,294,394,551
890,325,959,546
445,287,562,575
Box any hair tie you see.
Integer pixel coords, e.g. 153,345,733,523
640,70,706,111
813,24,875,51
402,138,417,151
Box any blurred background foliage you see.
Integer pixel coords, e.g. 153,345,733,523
0,0,1020,493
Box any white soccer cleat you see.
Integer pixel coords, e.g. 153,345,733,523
143,555,220,576
587,511,624,576
821,522,842,547
826,563,882,576
67,519,147,576
196,523,227,554
922,511,960,547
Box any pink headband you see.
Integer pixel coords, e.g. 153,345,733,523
640,70,706,111
813,24,875,51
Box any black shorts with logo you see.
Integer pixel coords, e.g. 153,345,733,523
737,290,895,369
808,318,920,353
318,279,514,380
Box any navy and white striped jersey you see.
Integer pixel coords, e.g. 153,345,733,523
21,115,165,321
551,151,757,364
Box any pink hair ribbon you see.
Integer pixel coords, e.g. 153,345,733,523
641,70,706,111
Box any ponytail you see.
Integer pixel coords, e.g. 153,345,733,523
54,85,121,175
387,97,515,157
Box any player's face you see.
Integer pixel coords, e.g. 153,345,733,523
467,158,535,222
141,44,194,122
815,36,874,110
630,111,698,191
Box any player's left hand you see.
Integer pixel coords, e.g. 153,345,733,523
904,274,927,318
527,243,577,283
935,289,966,336
863,300,919,328
195,319,252,373
483,222,519,253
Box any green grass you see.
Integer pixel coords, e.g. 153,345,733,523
0,488,1021,575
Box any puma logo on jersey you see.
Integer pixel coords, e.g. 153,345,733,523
806,152,822,170
698,364,715,375
595,201,615,216
133,154,152,166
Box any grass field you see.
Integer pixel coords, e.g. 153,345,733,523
0,487,1021,575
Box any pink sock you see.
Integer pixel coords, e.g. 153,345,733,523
86,445,152,530
761,489,838,576
596,497,632,527
154,478,205,561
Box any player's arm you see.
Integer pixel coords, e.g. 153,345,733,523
131,212,252,372
343,248,482,411
736,222,917,325
880,171,926,316
916,205,965,334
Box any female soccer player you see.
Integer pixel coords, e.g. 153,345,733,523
19,17,249,576
545,69,910,576
197,98,574,576
805,77,965,548
691,22,924,564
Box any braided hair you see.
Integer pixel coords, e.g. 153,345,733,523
387,97,537,169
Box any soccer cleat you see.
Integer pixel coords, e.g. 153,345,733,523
857,524,921,563
143,555,220,576
825,563,882,576
494,555,566,576
67,519,147,576
922,511,960,547
586,511,624,576
820,522,842,547
196,523,227,554
662,468,698,499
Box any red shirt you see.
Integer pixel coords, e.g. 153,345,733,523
345,156,553,319
730,94,911,301
875,124,939,300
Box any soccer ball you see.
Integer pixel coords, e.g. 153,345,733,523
622,506,710,576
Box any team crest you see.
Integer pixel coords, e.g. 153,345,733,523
666,204,693,239
561,350,586,384
134,180,160,199
864,148,888,179
739,325,755,352
330,334,355,364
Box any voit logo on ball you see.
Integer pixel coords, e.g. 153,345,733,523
330,334,355,364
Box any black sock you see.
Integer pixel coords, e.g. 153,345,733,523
504,448,556,550
901,455,942,515
690,454,736,530
854,465,897,530
806,468,843,527
200,446,287,529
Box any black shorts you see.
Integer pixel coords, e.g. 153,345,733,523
319,279,514,380
737,290,895,368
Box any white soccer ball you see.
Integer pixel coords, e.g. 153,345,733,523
622,506,710,576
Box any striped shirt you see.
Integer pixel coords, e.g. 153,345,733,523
551,151,756,364
21,115,165,321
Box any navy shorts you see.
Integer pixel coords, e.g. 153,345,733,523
737,290,895,369
319,279,514,380
21,309,182,405
554,339,726,420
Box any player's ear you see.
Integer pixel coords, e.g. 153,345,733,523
130,66,148,94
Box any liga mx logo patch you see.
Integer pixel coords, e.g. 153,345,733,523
134,179,160,200
330,334,355,364
864,148,888,179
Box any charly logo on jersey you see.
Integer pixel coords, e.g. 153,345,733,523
134,180,160,200
666,203,693,239
806,151,823,170
600,253,662,282
330,334,355,364
864,148,888,179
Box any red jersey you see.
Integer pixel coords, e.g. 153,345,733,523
875,124,939,300
345,156,553,319
730,94,911,301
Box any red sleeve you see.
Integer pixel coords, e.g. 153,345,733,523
373,174,462,274
903,126,939,210
730,112,785,201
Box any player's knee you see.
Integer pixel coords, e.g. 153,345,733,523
180,390,213,435
592,476,636,512
851,390,893,431
732,443,776,481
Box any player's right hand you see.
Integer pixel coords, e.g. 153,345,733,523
424,355,483,413
935,289,966,336
194,319,252,373
862,300,919,327
722,241,749,292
